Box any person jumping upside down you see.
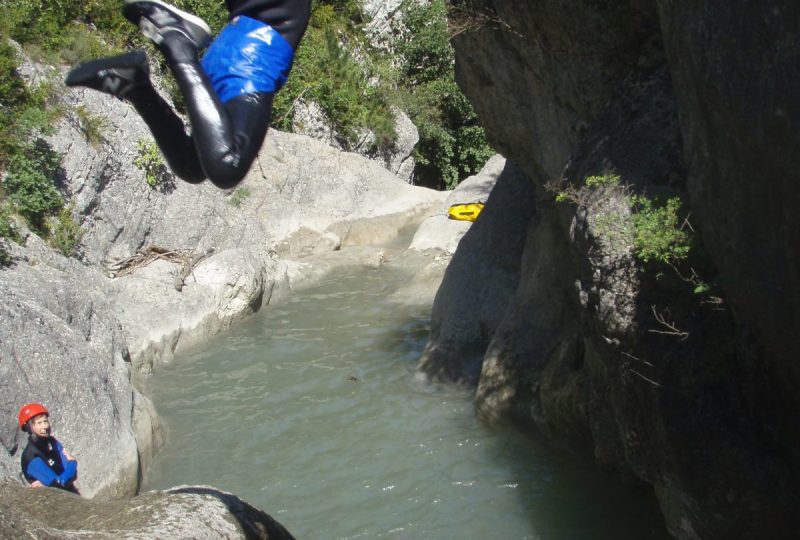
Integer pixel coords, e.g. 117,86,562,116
66,0,311,189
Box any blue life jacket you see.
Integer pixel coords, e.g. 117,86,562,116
20,436,78,493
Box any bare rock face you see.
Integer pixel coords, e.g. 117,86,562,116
293,100,418,183
424,0,800,537
418,157,535,384
363,0,407,50
0,479,294,539
110,250,275,376
0,235,157,499
49,82,443,374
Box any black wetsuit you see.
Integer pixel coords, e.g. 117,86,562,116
227,0,310,49
129,0,311,188
21,435,79,493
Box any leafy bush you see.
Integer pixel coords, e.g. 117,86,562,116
0,202,17,240
134,139,171,189
273,0,491,187
273,6,396,152
0,12,87,253
3,140,64,232
0,202,17,267
552,173,692,267
0,64,60,173
585,173,621,188
75,105,107,147
394,0,493,188
0,42,28,109
0,241,10,267
171,0,229,34
49,205,83,257
0,0,133,61
630,195,690,265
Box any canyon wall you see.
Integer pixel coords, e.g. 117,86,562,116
421,1,800,537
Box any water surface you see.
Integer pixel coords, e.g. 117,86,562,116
142,263,669,539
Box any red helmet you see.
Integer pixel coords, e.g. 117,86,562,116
18,403,49,429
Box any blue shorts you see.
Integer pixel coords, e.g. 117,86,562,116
201,15,295,103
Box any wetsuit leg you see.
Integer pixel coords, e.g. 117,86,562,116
65,51,205,183
158,32,273,188
207,92,274,187
125,84,206,183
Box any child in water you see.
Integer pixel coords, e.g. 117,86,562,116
18,402,79,493
66,0,311,189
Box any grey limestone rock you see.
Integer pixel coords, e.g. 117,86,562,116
53,82,443,374
417,157,535,384
292,101,418,182
109,249,274,376
0,235,157,498
0,479,294,539
410,154,507,254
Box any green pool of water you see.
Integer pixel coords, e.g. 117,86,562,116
142,263,669,539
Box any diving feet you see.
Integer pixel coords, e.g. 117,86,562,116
65,50,150,98
123,0,211,49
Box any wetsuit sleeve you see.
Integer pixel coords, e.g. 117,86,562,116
57,460,78,486
56,441,78,485
25,457,58,487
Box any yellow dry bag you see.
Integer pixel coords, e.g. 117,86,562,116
447,202,485,222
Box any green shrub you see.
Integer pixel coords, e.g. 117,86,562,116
273,0,492,183
0,202,18,266
0,77,60,173
274,21,397,152
0,242,10,266
58,22,124,64
0,27,68,237
171,0,229,33
0,42,28,109
0,0,133,60
397,0,453,86
3,140,64,232
0,202,17,240
134,139,171,189
75,105,107,147
395,0,493,188
630,195,691,265
585,173,621,188
552,174,692,267
48,205,83,257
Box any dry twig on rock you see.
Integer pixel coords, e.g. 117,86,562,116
104,246,212,290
